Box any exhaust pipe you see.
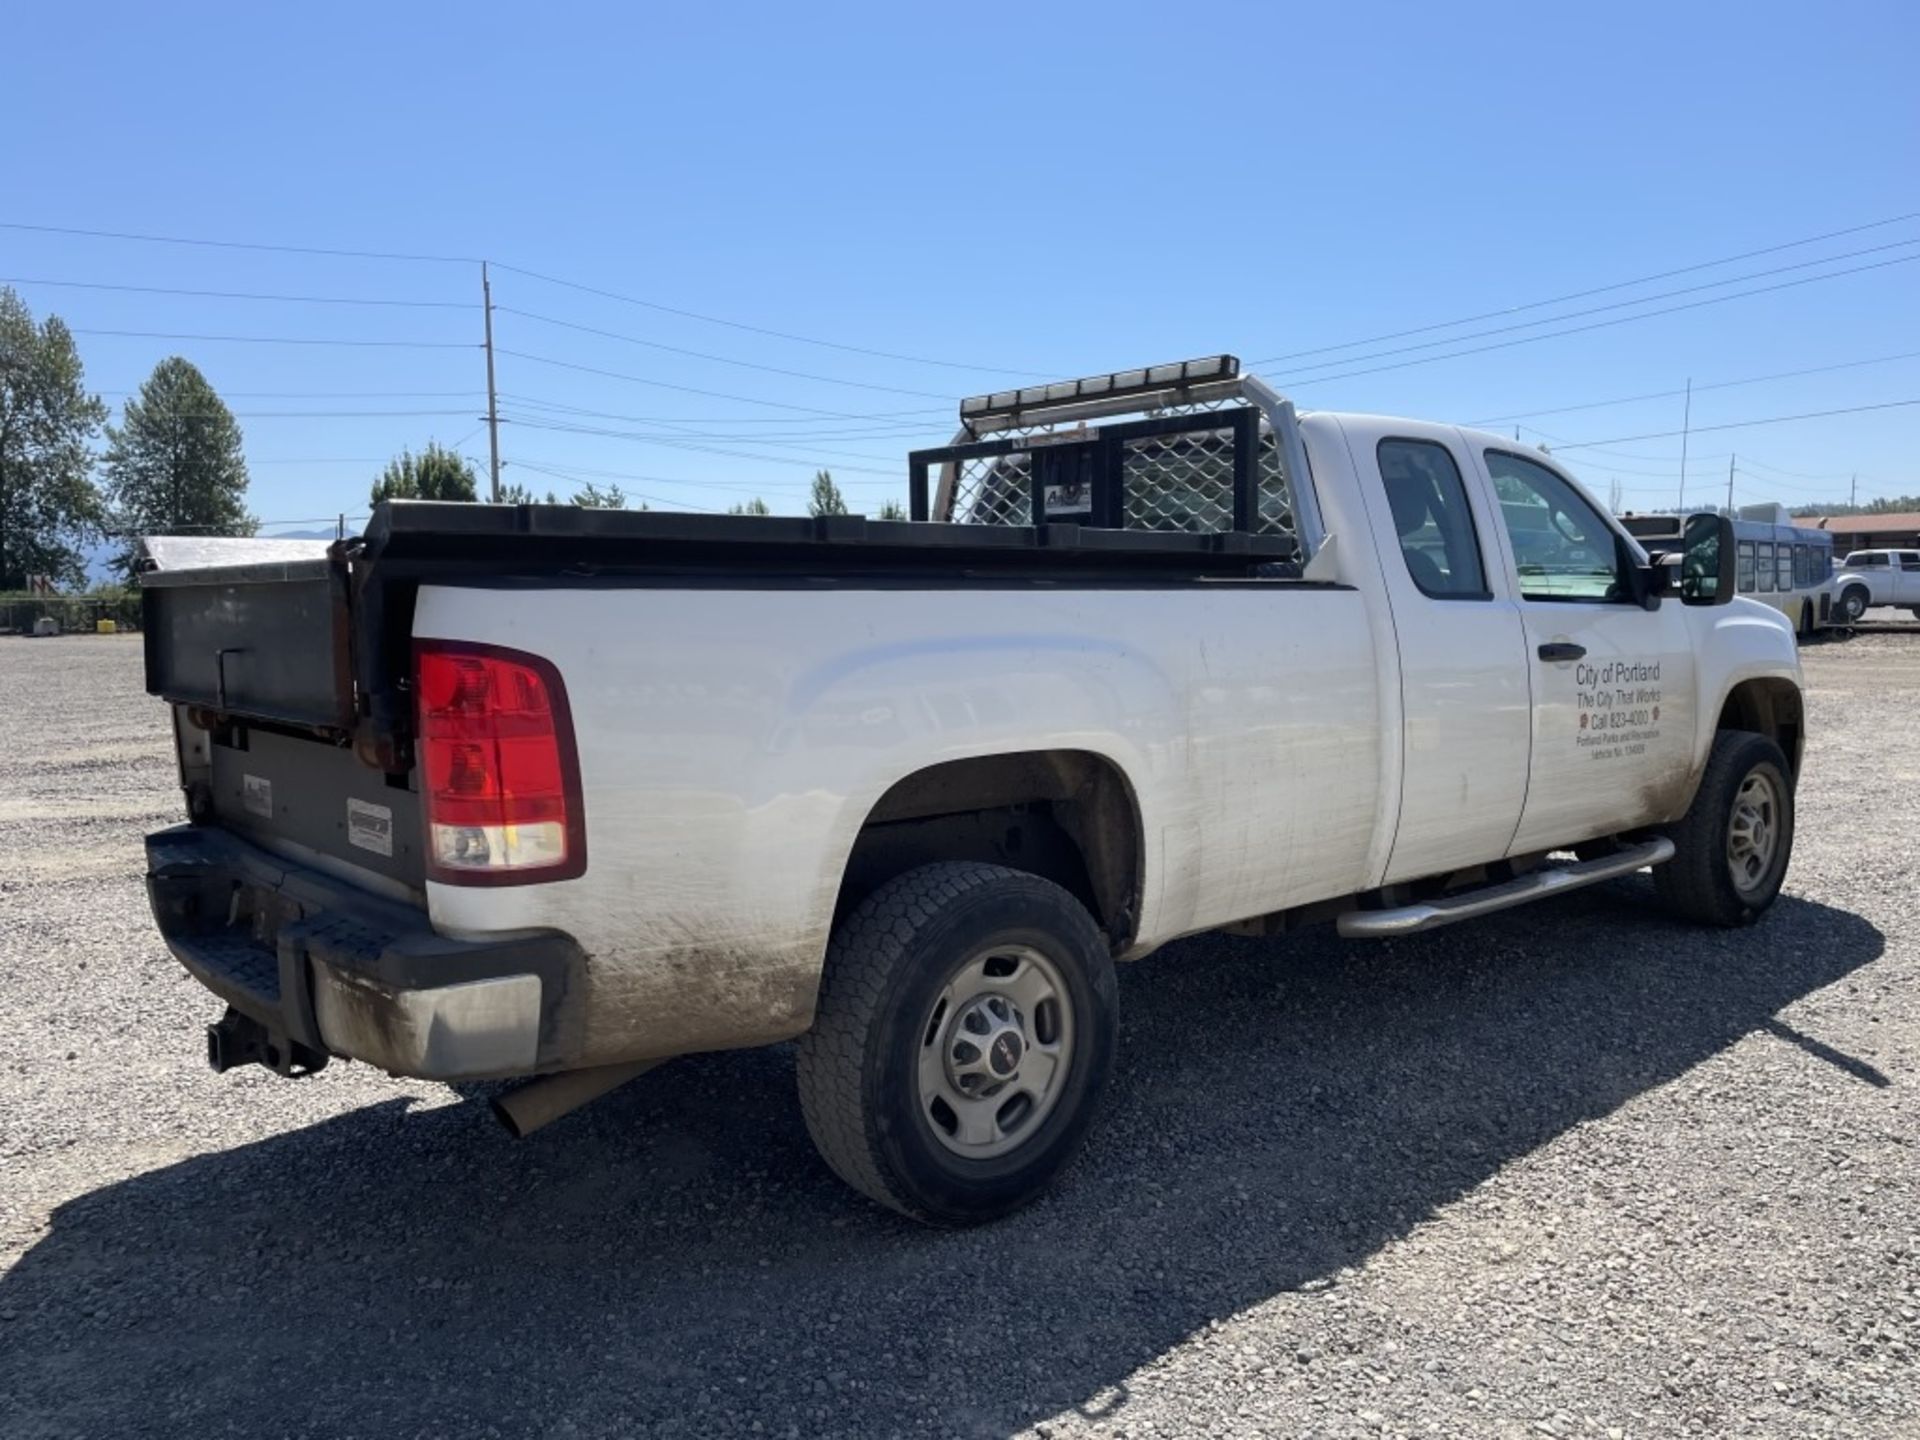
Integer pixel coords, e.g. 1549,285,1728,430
491,1059,663,1139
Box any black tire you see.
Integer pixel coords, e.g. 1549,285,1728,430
1798,602,1814,640
1837,585,1871,623
1654,731,1794,927
795,862,1118,1225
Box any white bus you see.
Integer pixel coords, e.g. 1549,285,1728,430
1620,504,1835,637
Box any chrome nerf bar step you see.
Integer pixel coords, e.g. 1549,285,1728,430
1337,837,1676,939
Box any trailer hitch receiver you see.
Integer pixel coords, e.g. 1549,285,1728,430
206,1007,329,1077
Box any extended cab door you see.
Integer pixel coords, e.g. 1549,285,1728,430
1341,419,1532,883
1461,444,1699,853
1898,551,1920,604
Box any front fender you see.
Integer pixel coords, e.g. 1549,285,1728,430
1687,598,1803,782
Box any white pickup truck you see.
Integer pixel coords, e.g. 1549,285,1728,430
138,356,1804,1224
1832,547,1920,622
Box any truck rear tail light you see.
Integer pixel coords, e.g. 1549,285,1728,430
415,641,586,885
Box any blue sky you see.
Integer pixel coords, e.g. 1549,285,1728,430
2,0,1915,528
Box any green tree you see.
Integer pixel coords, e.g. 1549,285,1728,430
0,288,107,589
497,480,558,505
103,357,253,575
876,498,906,520
1791,496,1920,518
571,481,640,509
370,442,479,506
807,469,848,517
727,496,772,516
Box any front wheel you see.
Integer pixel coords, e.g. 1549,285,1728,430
1837,586,1871,623
796,863,1119,1225
1654,730,1794,926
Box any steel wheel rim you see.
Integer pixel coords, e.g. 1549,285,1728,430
916,942,1074,1160
1726,768,1782,895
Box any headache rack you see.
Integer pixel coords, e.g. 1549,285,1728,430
910,355,1325,562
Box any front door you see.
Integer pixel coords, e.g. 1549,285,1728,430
1342,420,1532,884
1463,445,1699,853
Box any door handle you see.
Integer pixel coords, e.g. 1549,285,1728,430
1538,642,1586,663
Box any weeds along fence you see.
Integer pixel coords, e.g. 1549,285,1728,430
0,593,144,635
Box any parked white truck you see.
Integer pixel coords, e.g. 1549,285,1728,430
1832,547,1920,623
138,356,1804,1224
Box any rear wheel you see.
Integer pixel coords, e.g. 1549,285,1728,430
796,862,1118,1225
1798,602,1814,640
1837,585,1871,623
1654,730,1794,926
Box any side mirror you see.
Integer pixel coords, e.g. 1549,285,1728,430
1680,511,1737,605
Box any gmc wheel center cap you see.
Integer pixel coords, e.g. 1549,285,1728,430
989,1031,1023,1076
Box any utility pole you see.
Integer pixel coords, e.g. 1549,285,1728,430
1726,454,1735,515
1676,376,1692,512
1850,473,1857,508
482,261,502,503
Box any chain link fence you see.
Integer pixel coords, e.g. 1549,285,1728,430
0,593,143,636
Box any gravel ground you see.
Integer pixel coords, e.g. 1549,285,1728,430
1,632,1914,1439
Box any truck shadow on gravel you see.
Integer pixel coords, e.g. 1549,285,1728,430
0,887,1887,1438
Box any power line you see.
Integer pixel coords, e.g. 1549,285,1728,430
491,262,1042,378
0,276,469,308
497,347,948,419
496,306,959,399
1467,348,1920,426
502,395,939,443
0,220,476,265
1252,209,1920,365
99,388,484,399
71,328,475,349
1270,252,1920,389
109,407,479,419
1735,454,1866,483
507,459,727,512
1,218,1036,381
1551,398,1920,451
1265,241,1920,379
508,416,903,475
499,390,946,426
505,455,905,494
229,408,479,418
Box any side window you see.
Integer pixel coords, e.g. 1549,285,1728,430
1736,541,1755,593
1375,439,1488,599
1851,552,1888,568
1776,545,1794,592
1900,551,1920,568
1755,543,1775,592
1483,450,1624,601
1793,544,1809,587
